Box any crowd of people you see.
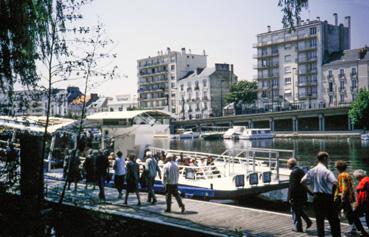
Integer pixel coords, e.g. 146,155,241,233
288,152,369,237
64,147,185,213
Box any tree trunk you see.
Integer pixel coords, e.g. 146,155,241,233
20,132,44,236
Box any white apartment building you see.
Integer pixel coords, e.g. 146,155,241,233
254,14,351,110
322,47,369,107
177,63,237,120
107,94,138,112
0,89,68,116
137,48,207,114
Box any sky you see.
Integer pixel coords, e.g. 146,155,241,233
55,0,369,97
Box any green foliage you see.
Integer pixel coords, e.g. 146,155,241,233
349,88,369,129
225,80,257,105
278,0,309,29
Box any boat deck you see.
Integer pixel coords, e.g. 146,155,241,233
43,178,353,237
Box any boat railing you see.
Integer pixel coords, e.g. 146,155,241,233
149,146,294,182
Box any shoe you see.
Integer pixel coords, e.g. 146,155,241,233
164,209,170,213
137,202,141,206
292,229,303,233
306,221,313,230
181,205,185,214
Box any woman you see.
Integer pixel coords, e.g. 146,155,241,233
67,150,81,192
83,149,96,190
334,161,367,236
124,154,141,206
353,169,369,236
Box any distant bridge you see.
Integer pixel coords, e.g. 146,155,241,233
174,106,352,132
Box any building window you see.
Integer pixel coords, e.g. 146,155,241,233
339,68,345,77
180,85,184,91
284,43,291,49
284,66,291,74
171,83,175,88
329,82,333,92
271,46,278,55
309,27,317,35
352,79,357,89
203,80,207,87
285,77,291,85
352,94,356,101
340,94,344,103
329,95,333,105
284,55,291,63
351,67,357,75
261,48,268,56
328,70,333,77
309,38,317,48
340,80,345,90
187,64,190,67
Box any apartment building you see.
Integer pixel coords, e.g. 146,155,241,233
0,89,68,116
177,63,237,120
254,14,351,110
137,48,207,114
323,47,369,107
107,94,138,112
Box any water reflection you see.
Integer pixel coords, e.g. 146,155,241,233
162,138,369,171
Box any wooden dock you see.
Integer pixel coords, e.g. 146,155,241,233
43,179,354,237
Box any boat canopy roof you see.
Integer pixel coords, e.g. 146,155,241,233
86,110,174,121
0,116,77,134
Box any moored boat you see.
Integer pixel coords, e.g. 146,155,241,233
239,128,274,140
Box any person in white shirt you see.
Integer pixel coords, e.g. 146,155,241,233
113,151,126,198
163,153,185,213
301,151,340,237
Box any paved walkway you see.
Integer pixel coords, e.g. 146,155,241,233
44,179,356,237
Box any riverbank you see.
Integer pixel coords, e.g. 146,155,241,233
274,130,362,138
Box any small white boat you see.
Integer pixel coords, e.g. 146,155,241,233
361,133,369,141
239,128,274,140
200,131,224,140
223,126,246,139
171,129,200,140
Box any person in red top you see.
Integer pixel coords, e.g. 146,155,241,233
353,169,369,236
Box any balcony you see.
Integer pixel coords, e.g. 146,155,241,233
339,87,346,93
253,63,279,69
253,52,279,59
297,45,317,52
297,56,317,64
351,72,357,79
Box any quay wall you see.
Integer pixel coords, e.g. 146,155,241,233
0,193,218,237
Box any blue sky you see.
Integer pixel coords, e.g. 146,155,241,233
66,0,369,97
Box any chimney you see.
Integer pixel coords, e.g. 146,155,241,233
333,13,338,26
345,16,351,28
297,18,301,26
181,47,186,55
267,25,271,32
317,16,320,21
167,47,171,54
230,64,234,84
306,19,310,24
203,49,206,56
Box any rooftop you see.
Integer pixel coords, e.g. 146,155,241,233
324,47,369,66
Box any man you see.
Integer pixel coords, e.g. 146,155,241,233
124,154,141,206
353,169,369,236
287,158,312,232
113,151,126,199
95,149,109,202
301,151,340,237
145,151,161,204
163,153,185,213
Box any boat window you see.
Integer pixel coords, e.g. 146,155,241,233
185,168,196,179
252,131,256,135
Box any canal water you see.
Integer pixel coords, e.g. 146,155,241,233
154,137,369,172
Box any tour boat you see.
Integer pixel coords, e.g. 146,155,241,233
239,128,274,140
171,129,200,140
223,126,246,140
148,147,293,199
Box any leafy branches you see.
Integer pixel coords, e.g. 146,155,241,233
225,80,257,105
349,88,369,129
278,0,309,29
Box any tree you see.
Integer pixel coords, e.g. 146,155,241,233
349,88,369,129
225,80,257,105
278,0,309,29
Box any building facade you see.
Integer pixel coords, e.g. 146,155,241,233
0,89,68,116
137,48,207,113
107,94,138,112
322,47,369,107
177,63,237,120
254,15,351,110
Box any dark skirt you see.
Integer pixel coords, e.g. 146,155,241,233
114,175,125,191
126,178,138,193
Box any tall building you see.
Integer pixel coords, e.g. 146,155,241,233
177,63,237,120
254,14,351,110
322,47,369,107
137,48,207,114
